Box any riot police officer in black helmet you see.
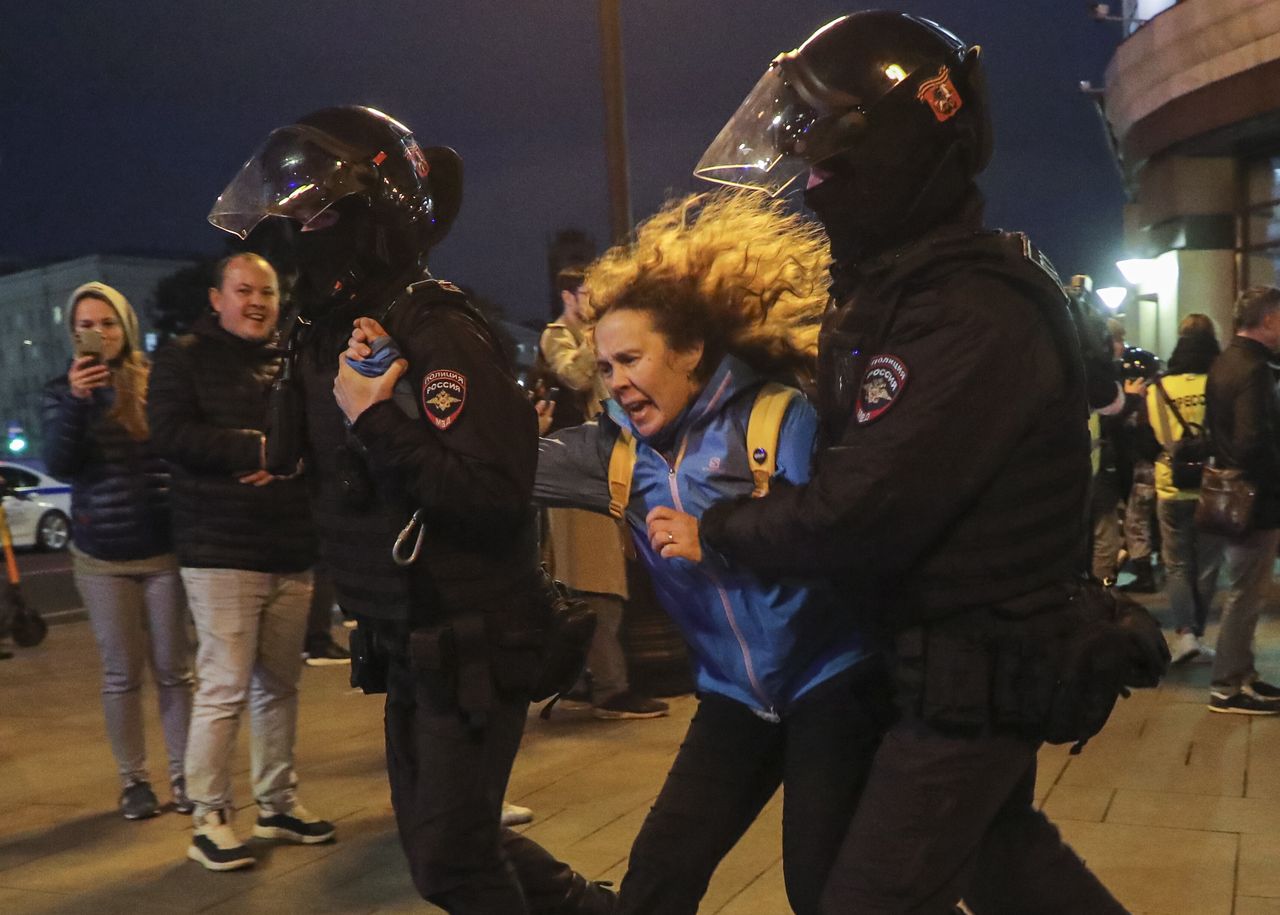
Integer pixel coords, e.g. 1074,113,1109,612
681,12,1167,912
209,106,611,914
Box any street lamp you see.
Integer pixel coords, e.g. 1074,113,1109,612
1097,287,1128,310
1116,258,1156,285
597,0,632,242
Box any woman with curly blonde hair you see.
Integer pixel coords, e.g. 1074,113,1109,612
536,190,890,915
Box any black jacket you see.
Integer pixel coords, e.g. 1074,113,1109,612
703,201,1090,627
1205,335,1280,530
147,314,315,572
298,280,540,625
41,376,172,561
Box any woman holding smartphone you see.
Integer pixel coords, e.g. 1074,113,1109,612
42,282,192,820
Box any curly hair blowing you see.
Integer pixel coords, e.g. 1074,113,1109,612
583,191,830,383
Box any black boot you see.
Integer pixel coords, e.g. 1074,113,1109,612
501,828,617,914
1120,556,1157,593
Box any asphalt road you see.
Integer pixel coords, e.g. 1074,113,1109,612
11,548,79,623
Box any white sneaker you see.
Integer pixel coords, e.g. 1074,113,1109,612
188,810,254,871
1170,631,1206,665
501,802,534,827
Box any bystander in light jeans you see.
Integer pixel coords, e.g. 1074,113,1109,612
181,568,312,818
77,567,192,787
1211,528,1280,693
1155,498,1223,637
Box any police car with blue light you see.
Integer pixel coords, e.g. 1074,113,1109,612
0,462,71,550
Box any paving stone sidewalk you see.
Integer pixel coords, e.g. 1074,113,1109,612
2,587,1279,914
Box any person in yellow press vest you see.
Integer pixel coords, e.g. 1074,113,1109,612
1144,314,1223,665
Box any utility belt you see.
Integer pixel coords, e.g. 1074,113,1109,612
894,578,1169,753
349,568,597,728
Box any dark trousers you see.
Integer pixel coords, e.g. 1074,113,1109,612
619,667,889,915
820,715,1128,914
384,653,529,913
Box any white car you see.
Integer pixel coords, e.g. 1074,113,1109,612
0,462,71,551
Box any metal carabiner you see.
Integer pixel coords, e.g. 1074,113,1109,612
393,509,426,566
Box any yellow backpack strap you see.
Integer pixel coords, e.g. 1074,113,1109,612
607,429,637,520
1088,412,1102,477
747,383,801,498
606,429,638,559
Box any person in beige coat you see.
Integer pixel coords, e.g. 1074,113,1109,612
540,267,668,719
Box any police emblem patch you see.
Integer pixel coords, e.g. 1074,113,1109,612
421,369,467,430
855,355,908,425
916,65,963,122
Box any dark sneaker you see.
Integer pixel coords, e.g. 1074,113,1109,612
120,780,160,820
592,691,670,720
556,683,594,711
303,636,351,667
189,810,254,871
501,802,534,826
1246,679,1280,701
1209,691,1280,715
253,804,336,844
171,777,194,815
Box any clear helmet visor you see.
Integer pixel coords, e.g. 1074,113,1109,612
208,125,372,239
694,65,863,197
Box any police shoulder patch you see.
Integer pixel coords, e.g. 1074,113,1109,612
854,354,909,425
421,369,467,430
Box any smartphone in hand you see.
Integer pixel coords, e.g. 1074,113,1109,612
75,328,104,364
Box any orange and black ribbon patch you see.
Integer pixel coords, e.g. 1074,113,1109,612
916,66,963,123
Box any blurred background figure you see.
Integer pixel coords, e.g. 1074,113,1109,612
301,564,350,666
1144,313,1221,665
41,282,192,821
1117,342,1162,592
539,266,667,720
1203,287,1280,715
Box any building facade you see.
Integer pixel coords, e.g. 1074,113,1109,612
1103,0,1280,353
0,254,194,463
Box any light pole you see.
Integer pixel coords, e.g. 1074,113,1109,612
598,0,632,242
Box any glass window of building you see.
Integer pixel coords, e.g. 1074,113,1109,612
1242,156,1280,289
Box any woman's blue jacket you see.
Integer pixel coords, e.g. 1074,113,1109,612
535,354,873,718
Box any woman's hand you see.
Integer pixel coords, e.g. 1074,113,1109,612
67,356,110,399
646,506,702,562
334,357,408,424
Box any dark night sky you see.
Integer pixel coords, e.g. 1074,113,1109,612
1,2,1128,324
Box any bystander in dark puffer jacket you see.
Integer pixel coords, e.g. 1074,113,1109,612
147,312,315,573
43,336,171,561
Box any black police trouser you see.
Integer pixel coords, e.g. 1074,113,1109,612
384,651,530,913
619,666,888,915
819,714,1128,914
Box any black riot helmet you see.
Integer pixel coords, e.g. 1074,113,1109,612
208,106,462,307
695,12,991,252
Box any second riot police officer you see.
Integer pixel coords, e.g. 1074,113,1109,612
208,106,612,914
686,12,1167,913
